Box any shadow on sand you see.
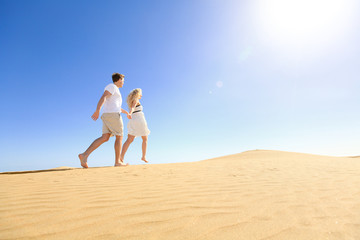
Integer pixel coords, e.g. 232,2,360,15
0,167,75,175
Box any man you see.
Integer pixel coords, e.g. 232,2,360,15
78,73,131,168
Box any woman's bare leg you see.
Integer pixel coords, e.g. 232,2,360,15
141,136,148,163
120,134,135,162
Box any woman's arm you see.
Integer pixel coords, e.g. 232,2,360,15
128,101,138,115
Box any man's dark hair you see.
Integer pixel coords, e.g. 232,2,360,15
112,73,124,83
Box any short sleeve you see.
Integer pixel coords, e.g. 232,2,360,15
104,84,116,95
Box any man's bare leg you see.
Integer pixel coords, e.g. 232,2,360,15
78,154,89,168
114,135,128,166
120,134,135,162
141,136,148,163
79,133,111,168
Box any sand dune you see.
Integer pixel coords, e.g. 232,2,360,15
1,150,360,240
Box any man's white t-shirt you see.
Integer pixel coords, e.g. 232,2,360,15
102,83,122,113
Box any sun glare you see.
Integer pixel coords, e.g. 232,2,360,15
252,0,358,50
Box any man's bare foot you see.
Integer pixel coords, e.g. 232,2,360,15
114,162,129,167
141,157,148,163
78,154,88,168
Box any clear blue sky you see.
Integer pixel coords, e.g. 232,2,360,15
1,0,359,172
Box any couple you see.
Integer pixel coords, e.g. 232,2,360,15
78,73,150,168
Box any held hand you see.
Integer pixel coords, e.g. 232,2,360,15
91,111,100,121
127,113,132,119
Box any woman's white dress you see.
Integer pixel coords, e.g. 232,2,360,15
127,104,150,137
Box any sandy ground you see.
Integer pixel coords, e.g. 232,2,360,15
1,150,360,240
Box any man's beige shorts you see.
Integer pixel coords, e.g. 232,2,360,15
101,113,124,137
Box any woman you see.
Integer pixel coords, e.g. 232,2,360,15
120,88,150,163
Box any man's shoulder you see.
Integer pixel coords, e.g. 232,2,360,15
105,83,116,89
104,83,117,92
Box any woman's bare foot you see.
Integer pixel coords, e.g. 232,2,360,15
141,157,148,163
78,154,89,168
114,162,129,167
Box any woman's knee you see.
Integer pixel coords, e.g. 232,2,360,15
127,135,135,143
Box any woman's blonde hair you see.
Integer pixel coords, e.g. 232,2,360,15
127,88,142,110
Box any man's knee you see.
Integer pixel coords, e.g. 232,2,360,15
115,135,123,142
101,134,111,142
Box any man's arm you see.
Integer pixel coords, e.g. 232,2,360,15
91,90,112,121
121,108,132,119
